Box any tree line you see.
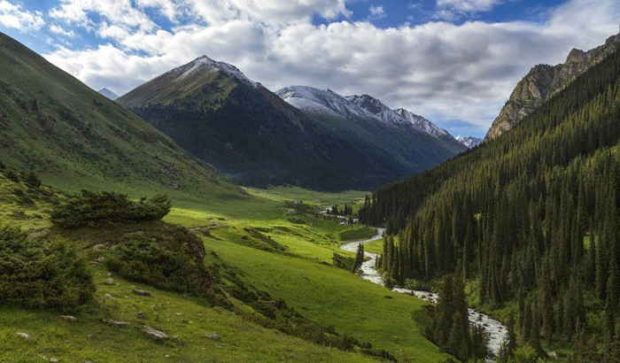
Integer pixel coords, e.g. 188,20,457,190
360,46,620,359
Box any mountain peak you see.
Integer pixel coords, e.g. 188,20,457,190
394,108,449,137
455,135,482,149
486,31,620,140
98,87,118,100
276,86,372,118
175,55,256,87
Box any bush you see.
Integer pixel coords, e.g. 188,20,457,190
51,191,171,228
0,227,94,310
105,226,213,296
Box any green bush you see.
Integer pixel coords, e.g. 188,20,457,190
105,226,213,296
0,227,94,310
51,191,171,228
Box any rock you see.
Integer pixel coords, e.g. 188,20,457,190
143,326,168,341
486,33,620,140
132,288,151,297
59,315,77,322
16,332,31,340
102,319,130,327
205,332,221,341
104,278,115,285
49,358,60,363
103,293,114,300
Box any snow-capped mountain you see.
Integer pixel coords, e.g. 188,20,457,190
170,55,257,87
278,87,455,141
394,108,449,138
98,87,118,100
276,86,371,119
456,136,482,149
345,94,408,125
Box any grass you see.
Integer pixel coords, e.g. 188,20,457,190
0,267,374,363
339,226,377,241
202,237,448,362
0,170,449,362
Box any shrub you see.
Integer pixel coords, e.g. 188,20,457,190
51,191,171,228
0,227,94,310
105,226,213,296
24,172,41,189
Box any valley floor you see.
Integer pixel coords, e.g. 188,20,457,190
0,184,449,362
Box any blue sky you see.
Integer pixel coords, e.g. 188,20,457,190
0,0,618,137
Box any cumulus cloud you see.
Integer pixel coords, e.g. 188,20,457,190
41,0,620,134
0,0,44,30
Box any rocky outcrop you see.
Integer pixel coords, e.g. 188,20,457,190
485,33,620,140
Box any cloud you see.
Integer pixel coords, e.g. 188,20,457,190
0,0,44,30
435,0,502,21
49,23,75,37
369,5,386,20
42,0,620,133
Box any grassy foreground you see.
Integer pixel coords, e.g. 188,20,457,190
0,175,448,362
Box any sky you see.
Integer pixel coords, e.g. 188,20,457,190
0,0,618,137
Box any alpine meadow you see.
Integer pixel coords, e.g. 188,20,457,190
0,1,618,363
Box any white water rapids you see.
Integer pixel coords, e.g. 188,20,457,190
341,228,509,361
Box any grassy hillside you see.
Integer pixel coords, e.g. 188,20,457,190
0,167,449,362
0,32,239,199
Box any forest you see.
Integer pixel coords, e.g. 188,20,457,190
360,46,620,360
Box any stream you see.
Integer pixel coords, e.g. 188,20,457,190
341,228,509,361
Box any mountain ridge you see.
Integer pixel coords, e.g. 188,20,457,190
485,32,620,140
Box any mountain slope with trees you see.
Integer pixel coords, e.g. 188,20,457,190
120,61,465,191
360,40,620,360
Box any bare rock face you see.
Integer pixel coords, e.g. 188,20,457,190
485,33,620,140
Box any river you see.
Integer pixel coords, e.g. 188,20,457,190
341,228,509,361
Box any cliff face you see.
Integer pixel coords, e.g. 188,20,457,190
485,33,620,140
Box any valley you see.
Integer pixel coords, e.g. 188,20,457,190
0,3,618,362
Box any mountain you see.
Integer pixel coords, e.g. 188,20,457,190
0,32,235,195
277,85,466,176
98,87,118,100
455,136,482,149
359,41,620,358
486,32,620,140
394,108,449,138
344,94,452,140
119,57,416,191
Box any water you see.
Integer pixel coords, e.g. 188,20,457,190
341,228,508,360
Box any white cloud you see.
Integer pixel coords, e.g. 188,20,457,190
436,0,502,20
0,0,44,30
369,5,386,19
50,0,157,32
437,0,502,13
49,23,75,37
42,0,620,133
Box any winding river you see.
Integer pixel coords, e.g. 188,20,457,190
341,228,509,361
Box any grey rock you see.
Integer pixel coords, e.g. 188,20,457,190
102,319,130,327
59,315,77,322
143,326,168,340
205,331,221,340
486,33,620,140
132,288,151,297
16,332,31,340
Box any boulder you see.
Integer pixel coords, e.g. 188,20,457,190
143,326,168,341
16,332,31,340
59,315,78,322
132,288,151,297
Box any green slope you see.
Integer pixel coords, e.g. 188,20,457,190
360,39,620,359
0,32,239,198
